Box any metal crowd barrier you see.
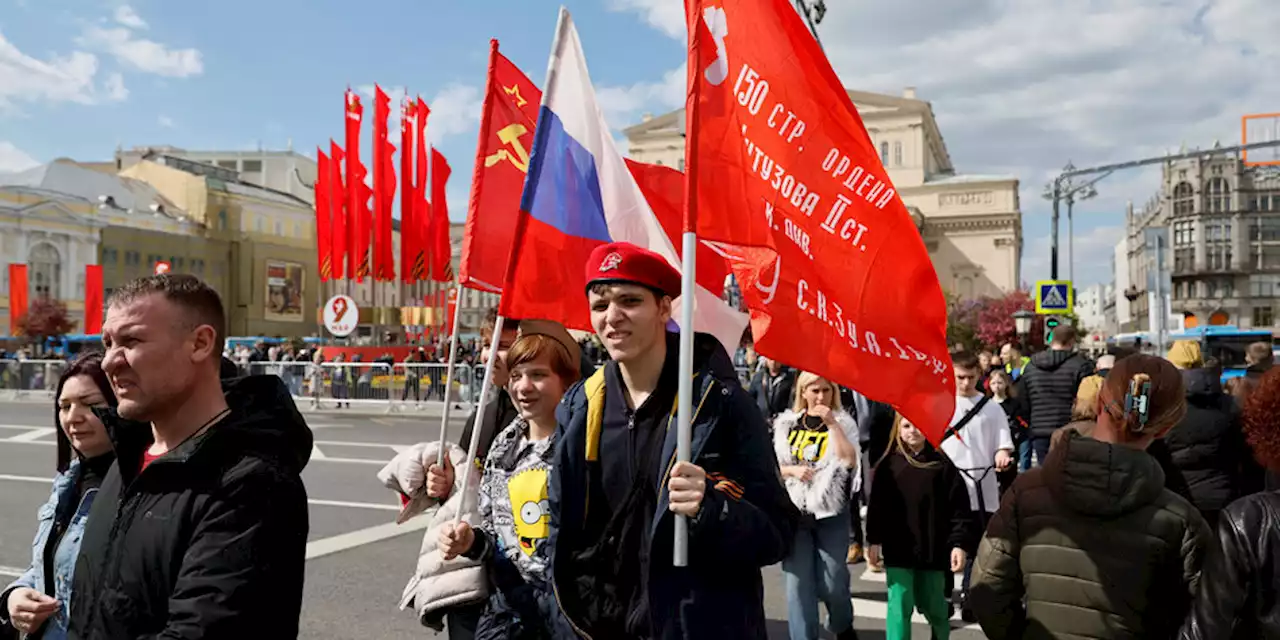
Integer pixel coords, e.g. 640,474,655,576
390,363,476,412
0,359,69,401
242,361,478,414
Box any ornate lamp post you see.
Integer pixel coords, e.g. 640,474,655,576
1012,309,1036,352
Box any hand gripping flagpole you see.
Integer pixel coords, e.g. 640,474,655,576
435,282,465,468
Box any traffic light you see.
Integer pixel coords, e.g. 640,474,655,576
1044,316,1064,346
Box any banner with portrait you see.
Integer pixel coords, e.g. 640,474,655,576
265,260,305,322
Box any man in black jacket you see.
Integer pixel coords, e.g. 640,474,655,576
1017,325,1092,466
69,274,311,640
748,357,795,424
545,242,800,640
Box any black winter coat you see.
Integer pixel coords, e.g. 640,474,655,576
866,446,974,571
1164,368,1246,519
68,376,312,640
747,368,794,422
970,431,1212,639
1018,350,1092,439
547,332,799,640
1181,491,1280,640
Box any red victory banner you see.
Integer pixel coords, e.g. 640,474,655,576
84,265,103,334
415,97,431,281
329,140,348,279
345,89,372,281
8,264,27,335
400,98,419,283
315,148,334,281
429,147,453,282
373,85,397,281
684,0,955,441
460,39,542,293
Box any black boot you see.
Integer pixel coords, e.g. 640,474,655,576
836,628,860,640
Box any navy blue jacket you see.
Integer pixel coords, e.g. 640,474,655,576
545,332,798,639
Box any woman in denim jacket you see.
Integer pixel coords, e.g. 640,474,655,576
1,353,116,639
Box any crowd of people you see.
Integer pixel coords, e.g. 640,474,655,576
4,242,1280,640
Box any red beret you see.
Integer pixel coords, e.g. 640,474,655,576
584,242,681,298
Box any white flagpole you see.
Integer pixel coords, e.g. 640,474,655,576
674,235,696,567
453,313,505,525
449,5,571,525
434,282,465,468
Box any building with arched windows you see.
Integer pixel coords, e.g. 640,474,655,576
623,87,1024,300
1120,152,1280,334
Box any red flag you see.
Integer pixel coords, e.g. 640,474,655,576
625,159,730,290
329,141,348,279
345,89,372,281
428,147,453,282
8,264,27,335
315,149,333,281
684,0,954,442
84,265,103,334
415,97,431,281
460,40,542,294
400,98,417,283
373,85,397,281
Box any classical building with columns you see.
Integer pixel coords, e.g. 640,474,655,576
622,87,1023,299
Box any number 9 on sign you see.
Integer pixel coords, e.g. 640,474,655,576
323,294,358,338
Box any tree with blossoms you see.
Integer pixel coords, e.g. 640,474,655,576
975,290,1045,352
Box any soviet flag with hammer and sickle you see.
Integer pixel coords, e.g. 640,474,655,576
459,39,543,294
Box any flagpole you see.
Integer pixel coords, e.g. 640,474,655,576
435,280,465,468
453,312,505,525
673,4,702,568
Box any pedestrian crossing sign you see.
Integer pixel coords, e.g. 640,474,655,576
1035,280,1073,314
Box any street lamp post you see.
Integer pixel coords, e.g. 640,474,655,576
1044,164,1108,282
1012,309,1036,353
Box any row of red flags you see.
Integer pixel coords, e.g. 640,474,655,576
449,2,955,440
313,88,452,283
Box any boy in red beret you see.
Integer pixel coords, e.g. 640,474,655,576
545,242,800,640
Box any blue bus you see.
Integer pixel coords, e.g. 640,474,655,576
1166,326,1274,380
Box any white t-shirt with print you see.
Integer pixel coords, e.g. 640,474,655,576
940,393,1013,513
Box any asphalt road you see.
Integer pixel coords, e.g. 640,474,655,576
0,398,985,639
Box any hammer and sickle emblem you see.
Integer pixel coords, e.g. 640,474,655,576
484,123,532,173
504,84,528,108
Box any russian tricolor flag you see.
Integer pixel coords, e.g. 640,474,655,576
499,9,747,354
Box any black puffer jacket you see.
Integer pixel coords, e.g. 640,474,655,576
1164,368,1246,521
1018,350,1092,439
1181,491,1280,640
68,376,312,640
969,431,1212,639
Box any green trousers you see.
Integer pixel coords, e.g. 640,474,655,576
884,567,951,640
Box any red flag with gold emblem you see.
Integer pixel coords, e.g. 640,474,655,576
683,0,954,442
400,98,418,283
315,148,334,281
344,89,373,281
460,40,541,293
373,85,397,281
414,97,431,281
428,147,453,282
329,140,348,279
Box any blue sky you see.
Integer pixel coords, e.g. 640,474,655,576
2,0,1275,291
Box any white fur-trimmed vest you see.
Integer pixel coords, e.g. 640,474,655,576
772,409,861,519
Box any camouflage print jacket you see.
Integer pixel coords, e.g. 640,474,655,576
465,417,556,588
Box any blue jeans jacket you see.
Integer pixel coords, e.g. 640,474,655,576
1,460,98,640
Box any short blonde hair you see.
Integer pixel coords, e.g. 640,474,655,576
792,371,842,413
